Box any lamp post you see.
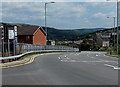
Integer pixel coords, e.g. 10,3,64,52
45,2,55,45
116,0,119,55
106,0,119,55
107,16,116,47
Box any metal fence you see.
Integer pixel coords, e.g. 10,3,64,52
18,43,79,54
0,42,79,58
0,43,79,60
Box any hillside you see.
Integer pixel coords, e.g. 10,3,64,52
0,22,106,41
42,27,105,41
80,27,120,41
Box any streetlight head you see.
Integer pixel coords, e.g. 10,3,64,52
51,2,55,3
106,0,111,1
107,17,110,18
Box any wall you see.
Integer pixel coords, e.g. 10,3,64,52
18,35,33,44
33,29,46,45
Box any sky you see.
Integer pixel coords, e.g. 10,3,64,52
0,0,119,29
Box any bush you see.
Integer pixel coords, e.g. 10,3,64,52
92,45,100,51
113,45,120,55
79,43,100,51
99,46,109,51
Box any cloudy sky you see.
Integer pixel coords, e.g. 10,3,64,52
0,0,118,29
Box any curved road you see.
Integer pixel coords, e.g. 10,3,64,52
2,51,118,85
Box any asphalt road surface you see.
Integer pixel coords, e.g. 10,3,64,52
2,51,119,85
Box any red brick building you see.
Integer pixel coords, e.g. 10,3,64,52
18,26,46,45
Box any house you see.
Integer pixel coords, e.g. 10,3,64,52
47,40,55,45
17,26,46,45
0,24,46,57
102,41,110,47
95,32,112,47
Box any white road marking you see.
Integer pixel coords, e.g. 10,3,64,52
61,60,67,62
96,55,99,56
66,57,70,59
58,57,61,59
104,64,120,70
74,53,80,56
64,55,67,57
61,60,116,63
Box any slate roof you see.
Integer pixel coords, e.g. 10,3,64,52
0,25,46,36
17,26,46,36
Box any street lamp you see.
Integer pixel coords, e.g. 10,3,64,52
107,16,116,47
106,0,119,55
45,2,55,45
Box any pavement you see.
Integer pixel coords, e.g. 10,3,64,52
1,51,119,85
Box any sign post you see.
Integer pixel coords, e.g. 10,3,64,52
9,30,15,56
14,26,17,55
1,26,4,57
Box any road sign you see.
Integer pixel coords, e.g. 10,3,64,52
8,30,15,39
112,33,117,35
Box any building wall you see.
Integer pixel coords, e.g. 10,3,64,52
96,33,103,46
102,41,110,47
33,29,46,45
18,35,33,44
96,32,112,47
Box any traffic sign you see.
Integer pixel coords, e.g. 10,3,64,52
8,30,15,39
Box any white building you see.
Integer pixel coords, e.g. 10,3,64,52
102,41,110,47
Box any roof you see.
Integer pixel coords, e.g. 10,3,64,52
0,25,46,36
18,26,46,36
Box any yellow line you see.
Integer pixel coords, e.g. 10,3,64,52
0,54,41,69
0,52,61,69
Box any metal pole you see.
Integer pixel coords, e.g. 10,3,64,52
1,27,4,57
13,26,17,56
14,26,17,55
45,3,47,45
116,2,119,55
44,2,55,45
106,0,119,55
13,35,16,56
8,39,10,56
7,26,10,57
113,17,116,47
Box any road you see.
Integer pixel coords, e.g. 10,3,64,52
2,51,119,85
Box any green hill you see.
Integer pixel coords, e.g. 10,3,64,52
0,22,106,41
42,27,105,41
